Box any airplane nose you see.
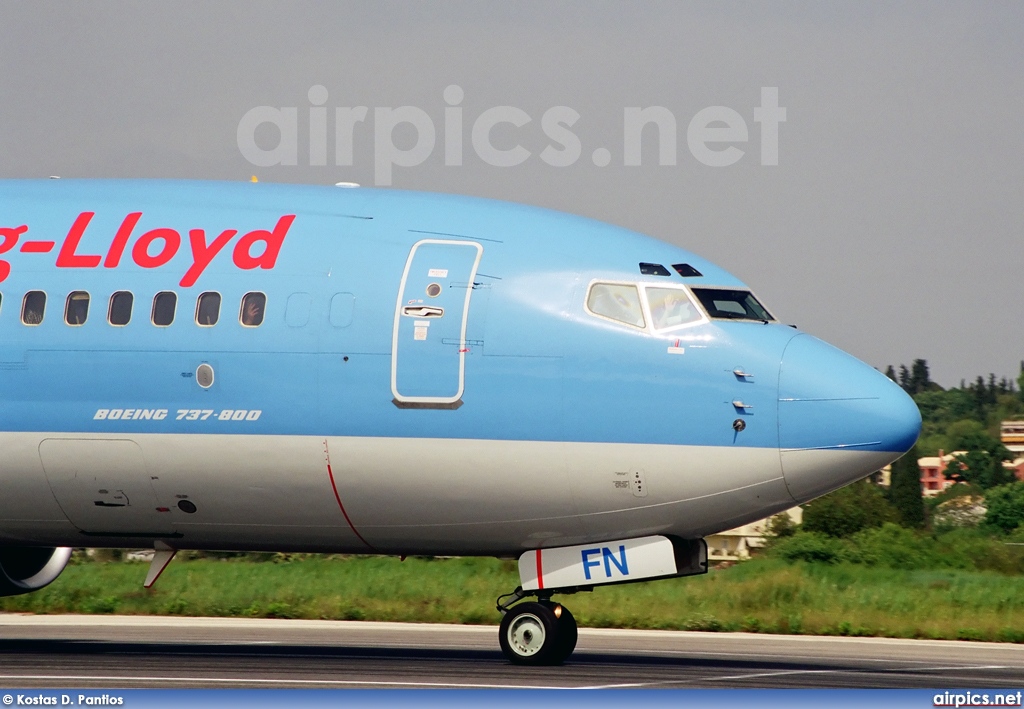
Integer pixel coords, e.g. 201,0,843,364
778,334,922,503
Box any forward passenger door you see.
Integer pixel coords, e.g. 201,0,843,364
391,239,483,407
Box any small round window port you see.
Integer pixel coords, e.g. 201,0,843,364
732,419,746,432
177,500,198,514
426,283,442,297
196,363,214,389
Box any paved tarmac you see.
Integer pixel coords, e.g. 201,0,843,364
1,615,1022,689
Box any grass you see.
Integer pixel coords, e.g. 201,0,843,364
4,552,1024,643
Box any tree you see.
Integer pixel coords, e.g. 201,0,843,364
969,375,990,418
908,359,932,395
945,432,1016,490
889,447,925,527
999,377,1012,395
983,482,1024,533
890,359,938,395
946,419,986,449
802,480,898,538
766,512,797,538
1018,361,1024,403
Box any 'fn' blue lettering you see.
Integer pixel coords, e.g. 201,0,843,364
603,545,629,577
581,548,602,580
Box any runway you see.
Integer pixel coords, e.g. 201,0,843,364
1,615,1023,689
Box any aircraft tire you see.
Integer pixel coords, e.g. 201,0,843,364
548,604,578,665
499,601,560,665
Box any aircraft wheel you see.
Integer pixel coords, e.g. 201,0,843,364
499,601,560,665
548,603,577,665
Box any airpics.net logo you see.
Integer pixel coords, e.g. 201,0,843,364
236,85,786,186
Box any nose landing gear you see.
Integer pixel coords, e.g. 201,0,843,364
495,536,707,665
497,589,578,665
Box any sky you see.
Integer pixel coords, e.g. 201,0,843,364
1,1,1021,387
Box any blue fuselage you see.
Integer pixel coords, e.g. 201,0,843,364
0,180,920,554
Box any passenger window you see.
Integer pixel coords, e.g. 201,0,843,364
586,283,645,328
645,287,701,330
108,291,133,326
65,291,90,326
329,292,355,328
196,292,221,326
21,291,46,325
152,292,177,327
240,292,266,327
285,292,312,328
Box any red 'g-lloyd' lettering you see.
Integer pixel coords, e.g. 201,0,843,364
0,224,29,281
0,213,296,285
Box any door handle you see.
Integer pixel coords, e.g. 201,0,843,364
402,306,444,318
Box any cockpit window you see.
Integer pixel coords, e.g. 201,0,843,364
645,287,701,330
639,262,671,277
691,288,774,322
586,283,645,328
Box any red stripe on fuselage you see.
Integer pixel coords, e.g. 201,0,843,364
323,440,377,552
536,548,544,589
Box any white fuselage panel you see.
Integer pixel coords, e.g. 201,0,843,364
0,432,890,554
